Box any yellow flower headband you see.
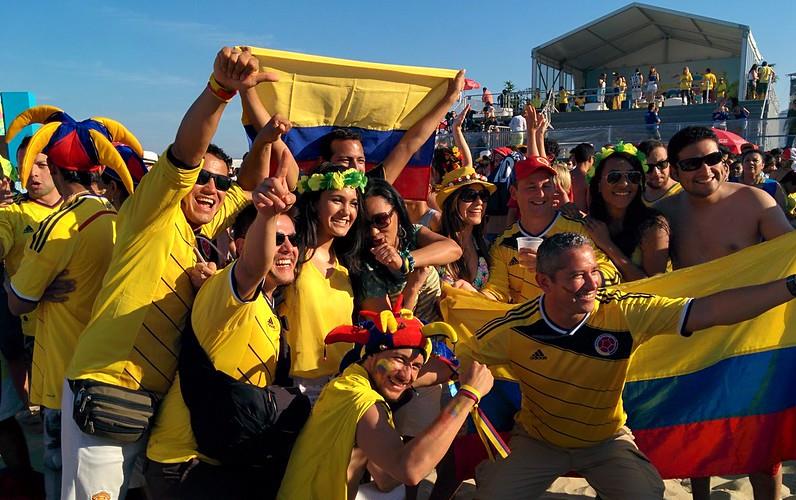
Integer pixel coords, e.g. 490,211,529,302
297,168,368,194
587,141,648,182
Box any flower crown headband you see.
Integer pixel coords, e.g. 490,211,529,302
586,141,648,182
297,168,368,194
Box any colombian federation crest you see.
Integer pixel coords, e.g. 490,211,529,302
594,333,619,356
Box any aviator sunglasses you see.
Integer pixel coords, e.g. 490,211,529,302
366,208,395,230
196,169,233,191
458,188,491,203
676,151,723,172
605,171,643,184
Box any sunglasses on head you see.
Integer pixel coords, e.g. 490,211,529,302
196,169,233,191
459,187,491,203
276,232,296,246
606,171,643,184
647,159,669,171
367,208,395,230
676,151,723,172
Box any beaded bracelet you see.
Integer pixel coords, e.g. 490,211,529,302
207,74,237,102
399,250,416,275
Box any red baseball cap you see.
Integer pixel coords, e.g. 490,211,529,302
514,156,557,181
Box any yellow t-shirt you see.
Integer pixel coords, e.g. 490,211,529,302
147,263,280,464
482,213,621,304
278,363,390,500
0,194,61,335
785,192,796,217
10,193,116,408
642,181,683,207
679,73,693,90
702,73,716,91
459,289,691,448
280,259,354,379
758,66,772,83
67,149,249,396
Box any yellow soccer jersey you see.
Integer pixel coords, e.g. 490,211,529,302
642,182,683,207
67,148,249,396
278,363,390,500
460,289,692,448
10,194,116,408
0,194,61,335
280,259,354,379
147,263,280,464
482,213,621,304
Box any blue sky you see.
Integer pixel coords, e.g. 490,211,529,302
3,0,793,157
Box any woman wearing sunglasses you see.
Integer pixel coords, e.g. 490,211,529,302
584,142,670,281
436,166,496,293
280,163,367,402
358,179,461,321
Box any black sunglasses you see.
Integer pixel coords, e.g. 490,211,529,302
459,188,491,203
276,232,296,246
196,169,233,191
647,159,669,171
676,152,723,172
606,171,643,185
367,208,395,230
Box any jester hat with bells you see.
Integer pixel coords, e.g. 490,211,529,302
326,296,459,372
4,105,142,195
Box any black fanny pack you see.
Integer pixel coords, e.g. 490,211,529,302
70,379,159,443
178,320,310,468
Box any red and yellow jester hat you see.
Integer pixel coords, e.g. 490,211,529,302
4,105,142,195
325,296,458,362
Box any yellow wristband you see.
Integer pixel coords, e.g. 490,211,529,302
208,73,237,102
459,384,481,403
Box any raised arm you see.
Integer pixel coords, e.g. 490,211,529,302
171,47,279,168
524,104,540,158
685,275,796,333
381,70,466,184
452,104,473,168
233,149,295,300
236,114,293,192
355,361,493,486
240,84,299,190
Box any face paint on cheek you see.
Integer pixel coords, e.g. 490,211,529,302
376,359,391,375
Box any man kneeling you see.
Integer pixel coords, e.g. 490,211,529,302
278,307,493,499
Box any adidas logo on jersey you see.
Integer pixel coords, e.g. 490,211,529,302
530,349,546,360
267,317,276,328
23,225,34,234
509,257,519,266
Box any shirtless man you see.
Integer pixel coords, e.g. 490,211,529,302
657,126,793,500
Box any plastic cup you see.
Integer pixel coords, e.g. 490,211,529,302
516,236,544,252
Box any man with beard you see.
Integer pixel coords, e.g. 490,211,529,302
658,126,793,499
638,139,682,207
278,312,493,500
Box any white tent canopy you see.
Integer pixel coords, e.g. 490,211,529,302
531,3,761,92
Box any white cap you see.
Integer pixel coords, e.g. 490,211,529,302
479,150,492,159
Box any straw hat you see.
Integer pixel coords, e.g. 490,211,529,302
435,166,496,208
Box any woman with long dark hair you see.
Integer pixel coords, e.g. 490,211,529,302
584,142,670,280
280,162,367,401
437,166,496,292
358,179,461,320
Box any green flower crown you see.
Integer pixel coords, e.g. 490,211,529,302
586,141,648,182
297,168,368,194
